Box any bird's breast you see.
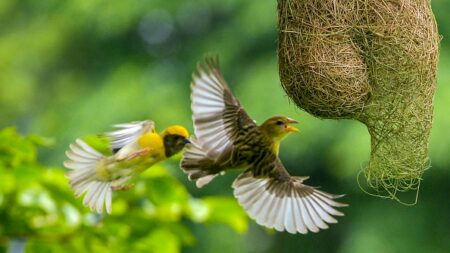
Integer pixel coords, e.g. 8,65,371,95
138,133,164,150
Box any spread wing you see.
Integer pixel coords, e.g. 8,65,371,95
232,158,347,234
106,120,155,150
191,56,256,156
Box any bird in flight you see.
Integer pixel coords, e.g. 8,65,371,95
181,57,347,234
65,121,190,214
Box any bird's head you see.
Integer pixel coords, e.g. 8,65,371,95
260,116,299,141
161,125,191,157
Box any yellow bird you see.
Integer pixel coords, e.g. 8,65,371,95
181,57,347,234
64,121,190,214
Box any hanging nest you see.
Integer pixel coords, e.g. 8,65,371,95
277,0,439,203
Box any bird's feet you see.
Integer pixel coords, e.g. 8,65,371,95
125,147,152,161
111,184,134,191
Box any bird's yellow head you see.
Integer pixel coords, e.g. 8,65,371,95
260,116,299,141
162,125,190,139
161,125,191,158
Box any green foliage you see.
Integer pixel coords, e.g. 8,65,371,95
0,0,449,252
0,128,248,252
0,128,77,240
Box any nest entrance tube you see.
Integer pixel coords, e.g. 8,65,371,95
277,0,439,203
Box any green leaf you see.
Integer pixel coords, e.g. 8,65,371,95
13,165,41,186
147,176,189,206
133,228,180,253
199,197,248,234
0,127,37,167
187,198,210,222
143,175,190,221
0,171,16,193
166,223,195,246
28,134,55,147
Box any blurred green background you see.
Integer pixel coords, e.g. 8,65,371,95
1,0,449,252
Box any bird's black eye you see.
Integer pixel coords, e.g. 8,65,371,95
276,120,284,126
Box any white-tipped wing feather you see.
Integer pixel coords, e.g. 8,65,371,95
191,57,255,156
106,120,155,150
232,171,347,234
64,139,113,214
191,58,232,154
184,57,257,187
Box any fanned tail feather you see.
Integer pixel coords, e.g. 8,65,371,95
180,138,219,188
64,139,113,214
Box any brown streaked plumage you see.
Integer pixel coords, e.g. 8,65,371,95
181,57,347,234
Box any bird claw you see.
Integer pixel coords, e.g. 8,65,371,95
111,184,134,191
126,147,152,161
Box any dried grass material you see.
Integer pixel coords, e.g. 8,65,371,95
278,0,439,202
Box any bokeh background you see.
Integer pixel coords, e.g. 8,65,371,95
1,0,449,252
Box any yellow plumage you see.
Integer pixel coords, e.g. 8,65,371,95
64,120,190,214
162,125,190,138
138,132,162,149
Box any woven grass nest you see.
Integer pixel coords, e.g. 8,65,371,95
277,0,439,203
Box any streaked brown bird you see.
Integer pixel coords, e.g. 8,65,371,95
181,57,347,234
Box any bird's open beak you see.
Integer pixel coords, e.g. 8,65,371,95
285,118,299,132
286,126,299,132
184,138,191,144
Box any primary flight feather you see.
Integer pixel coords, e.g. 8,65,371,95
181,57,347,234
